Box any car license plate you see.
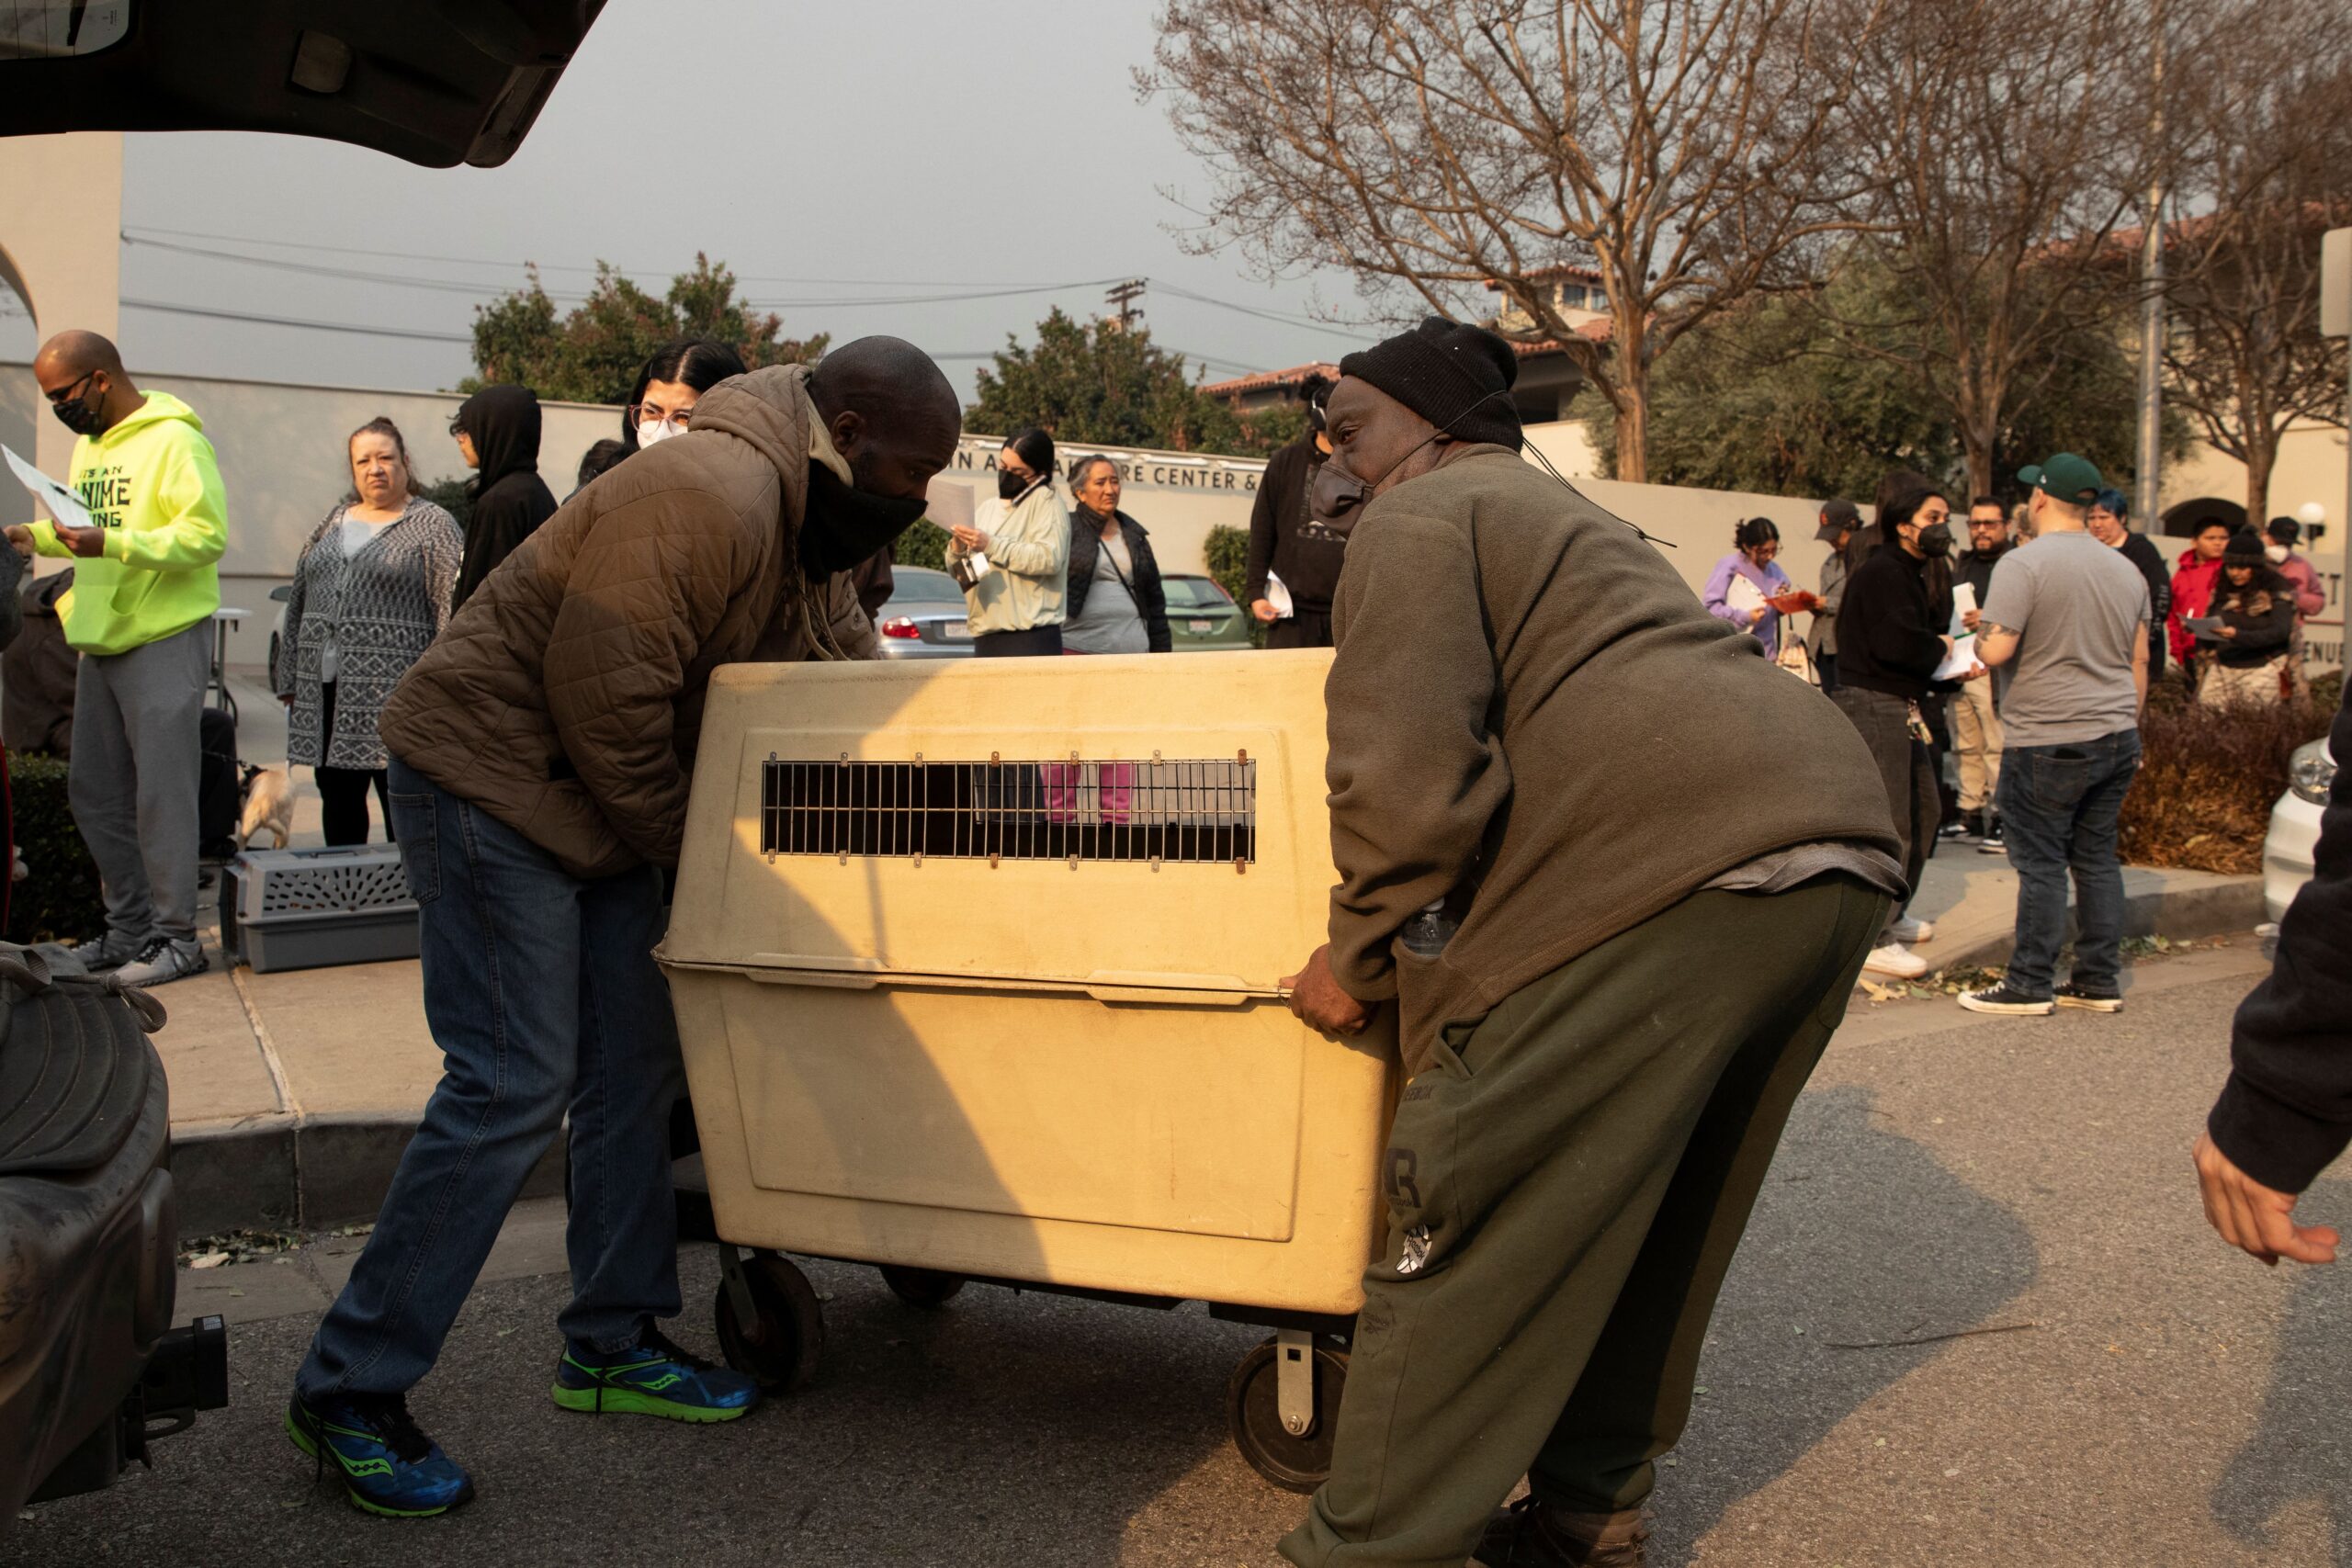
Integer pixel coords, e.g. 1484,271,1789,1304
1188,619,1212,634
944,620,969,638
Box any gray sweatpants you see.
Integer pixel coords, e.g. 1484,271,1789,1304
69,620,209,947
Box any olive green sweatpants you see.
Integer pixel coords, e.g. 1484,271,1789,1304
1281,875,1887,1568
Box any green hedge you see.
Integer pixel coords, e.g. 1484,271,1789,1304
896,519,951,572
1204,525,1268,649
7,751,107,945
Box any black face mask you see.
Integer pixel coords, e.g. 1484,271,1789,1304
801,459,928,577
1917,522,1955,558
1307,389,1510,535
50,377,106,437
997,468,1037,502
1308,430,1442,536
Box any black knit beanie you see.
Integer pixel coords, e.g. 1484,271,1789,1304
1339,318,1523,449
2222,528,2268,564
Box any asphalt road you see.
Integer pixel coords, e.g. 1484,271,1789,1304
16,944,2347,1567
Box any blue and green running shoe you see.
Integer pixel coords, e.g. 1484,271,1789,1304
550,1327,759,1422
285,1391,474,1517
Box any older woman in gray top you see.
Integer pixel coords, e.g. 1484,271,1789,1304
1061,456,1170,655
275,416,461,845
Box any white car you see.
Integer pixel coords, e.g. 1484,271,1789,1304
2264,735,2336,923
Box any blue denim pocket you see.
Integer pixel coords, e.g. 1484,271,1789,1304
388,792,441,905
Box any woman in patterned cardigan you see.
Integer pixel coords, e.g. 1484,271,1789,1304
274,417,462,845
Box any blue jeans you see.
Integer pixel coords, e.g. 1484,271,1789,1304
296,756,686,1402
1996,729,2142,998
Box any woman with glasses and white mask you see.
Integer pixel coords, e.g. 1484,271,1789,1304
945,425,1069,657
574,339,750,490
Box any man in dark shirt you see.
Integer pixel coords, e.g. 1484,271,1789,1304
2087,489,2171,682
1948,497,2010,851
1245,377,1350,649
2196,672,2348,1267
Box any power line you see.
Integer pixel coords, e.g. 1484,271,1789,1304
118,295,1268,372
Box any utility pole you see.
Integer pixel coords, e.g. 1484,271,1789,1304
2133,0,2166,530
1105,278,1147,333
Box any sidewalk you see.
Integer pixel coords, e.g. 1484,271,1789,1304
154,673,2264,1235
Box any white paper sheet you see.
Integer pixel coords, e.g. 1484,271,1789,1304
1934,632,1983,682
1724,573,1767,615
3,444,94,532
1265,571,1295,618
1951,581,1978,639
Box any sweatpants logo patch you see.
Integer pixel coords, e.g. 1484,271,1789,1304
1396,1224,1432,1276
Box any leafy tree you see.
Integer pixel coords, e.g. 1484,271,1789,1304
466,254,827,404
1588,254,2186,502
966,309,1295,457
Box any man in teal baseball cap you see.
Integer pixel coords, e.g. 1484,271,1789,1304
1956,449,2152,1018
2016,453,2105,507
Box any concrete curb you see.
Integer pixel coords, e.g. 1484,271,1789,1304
170,1113,565,1237
1928,873,2267,973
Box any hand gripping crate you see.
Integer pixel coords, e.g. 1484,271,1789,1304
220,845,420,974
658,650,1398,1490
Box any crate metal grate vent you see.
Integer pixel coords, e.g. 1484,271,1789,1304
762,758,1256,863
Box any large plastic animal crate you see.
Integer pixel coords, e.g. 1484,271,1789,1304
219,845,419,974
658,650,1397,1489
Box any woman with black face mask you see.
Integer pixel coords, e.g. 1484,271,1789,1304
1832,482,1961,981
944,425,1069,657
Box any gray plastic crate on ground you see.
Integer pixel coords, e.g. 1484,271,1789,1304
220,845,421,974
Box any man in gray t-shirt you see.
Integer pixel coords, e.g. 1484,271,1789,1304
1961,453,2151,1017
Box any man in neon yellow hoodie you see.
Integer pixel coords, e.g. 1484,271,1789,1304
7,332,227,987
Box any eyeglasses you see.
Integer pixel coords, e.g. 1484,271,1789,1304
44,371,96,408
628,403,692,428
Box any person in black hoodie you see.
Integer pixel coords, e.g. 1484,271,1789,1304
448,385,558,609
2196,673,2350,1266
1832,481,1959,980
1245,376,1349,649
2086,490,2170,682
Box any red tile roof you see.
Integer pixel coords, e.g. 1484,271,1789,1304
1199,361,1343,400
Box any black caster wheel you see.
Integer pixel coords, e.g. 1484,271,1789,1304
879,1265,966,1309
1226,1336,1349,1494
714,1251,823,1392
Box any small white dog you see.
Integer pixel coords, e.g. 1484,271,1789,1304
240,765,294,851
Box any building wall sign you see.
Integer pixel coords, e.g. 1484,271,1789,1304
949,435,1264,495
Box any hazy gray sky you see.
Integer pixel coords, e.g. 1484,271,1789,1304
6,0,1389,401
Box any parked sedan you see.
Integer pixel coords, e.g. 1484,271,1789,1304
874,566,976,660
1163,574,1252,650
2264,733,2336,923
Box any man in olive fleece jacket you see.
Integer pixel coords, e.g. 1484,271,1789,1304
1277,319,1900,1568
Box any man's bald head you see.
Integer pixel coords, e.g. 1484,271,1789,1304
34,330,125,380
32,330,141,435
808,336,962,502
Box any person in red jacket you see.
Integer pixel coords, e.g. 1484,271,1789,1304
2167,517,2232,671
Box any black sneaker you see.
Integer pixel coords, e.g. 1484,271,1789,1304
2054,982,2123,1012
1937,818,1971,841
1958,983,2054,1016
1476,1497,1649,1568
1977,816,2007,854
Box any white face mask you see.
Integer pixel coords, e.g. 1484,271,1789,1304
2266,543,2290,563
637,417,685,448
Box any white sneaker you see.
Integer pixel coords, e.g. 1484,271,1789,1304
1890,914,1935,943
68,929,148,973
115,937,209,988
1862,942,1929,979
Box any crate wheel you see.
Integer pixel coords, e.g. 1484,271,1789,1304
1226,1336,1349,1494
714,1253,823,1392
879,1265,966,1309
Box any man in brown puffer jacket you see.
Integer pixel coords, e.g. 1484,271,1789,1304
288,339,961,1513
